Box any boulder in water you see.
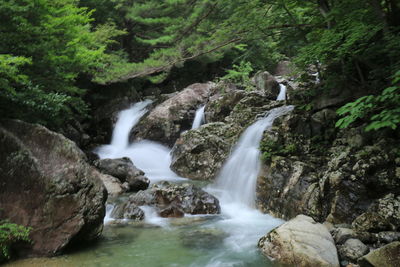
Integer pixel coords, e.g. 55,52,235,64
94,157,150,192
170,123,232,180
126,182,221,217
130,82,215,146
110,203,145,221
258,215,339,267
0,120,107,256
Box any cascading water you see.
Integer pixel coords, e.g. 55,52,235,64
10,102,296,267
198,105,294,266
276,83,287,101
191,105,206,129
95,100,183,183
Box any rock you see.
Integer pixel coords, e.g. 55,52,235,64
170,123,232,180
205,85,246,122
94,157,150,192
376,231,400,244
98,173,125,196
0,120,107,256
333,228,356,245
273,60,294,76
338,239,369,262
130,82,215,146
358,241,400,267
252,71,280,98
89,95,139,145
352,212,392,233
159,204,185,218
126,182,221,216
258,215,339,267
110,203,144,221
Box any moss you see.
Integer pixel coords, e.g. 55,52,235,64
260,139,298,162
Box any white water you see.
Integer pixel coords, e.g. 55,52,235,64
95,100,184,183
96,101,294,266
191,105,206,129
276,84,287,101
199,105,294,266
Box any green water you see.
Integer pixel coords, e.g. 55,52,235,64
6,214,276,267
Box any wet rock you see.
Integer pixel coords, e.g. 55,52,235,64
159,204,185,218
98,173,125,196
352,194,400,233
130,82,215,146
333,228,356,245
358,241,400,267
126,182,221,216
94,157,149,192
0,120,107,256
170,123,232,180
110,203,144,221
258,215,339,267
338,239,369,262
252,71,280,98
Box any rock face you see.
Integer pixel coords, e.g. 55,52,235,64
258,215,339,267
0,120,107,256
122,182,220,218
94,157,150,192
170,88,283,180
130,82,215,146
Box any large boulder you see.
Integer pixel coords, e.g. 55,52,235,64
0,120,107,256
130,82,215,146
170,123,233,180
252,71,280,98
258,215,339,267
94,157,150,192
123,182,220,217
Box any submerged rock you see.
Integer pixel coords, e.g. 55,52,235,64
181,228,228,249
94,157,150,192
130,82,215,146
258,215,339,267
125,182,220,217
0,120,107,256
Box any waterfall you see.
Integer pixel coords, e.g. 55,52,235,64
95,100,183,182
213,105,294,207
276,84,287,101
191,105,206,129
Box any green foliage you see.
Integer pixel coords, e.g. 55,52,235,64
0,221,31,260
336,71,400,131
260,139,297,162
0,0,127,126
220,61,254,91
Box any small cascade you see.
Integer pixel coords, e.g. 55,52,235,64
213,105,294,207
95,100,183,183
104,204,115,225
191,105,206,129
276,84,287,101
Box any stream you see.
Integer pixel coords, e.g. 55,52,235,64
7,91,292,267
